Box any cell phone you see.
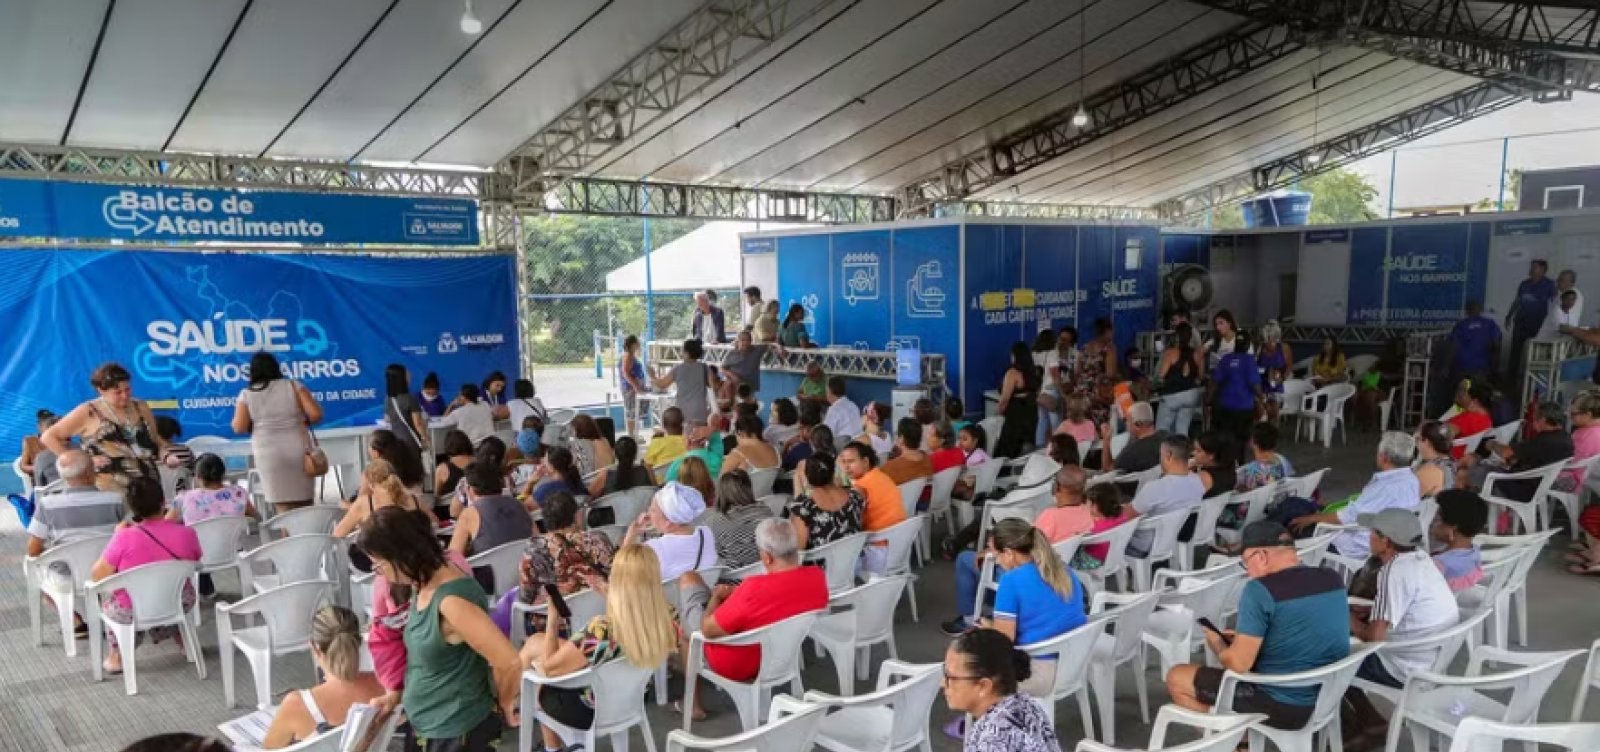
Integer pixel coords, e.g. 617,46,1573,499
544,584,572,619
1197,617,1232,645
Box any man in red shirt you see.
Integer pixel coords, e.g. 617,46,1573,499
688,517,828,682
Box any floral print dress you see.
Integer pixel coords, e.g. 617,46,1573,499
785,489,865,548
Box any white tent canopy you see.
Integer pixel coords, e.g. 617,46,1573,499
604,221,811,292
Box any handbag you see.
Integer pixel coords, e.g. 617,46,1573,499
297,382,329,477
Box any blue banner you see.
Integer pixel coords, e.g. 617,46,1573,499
1347,228,1390,324
0,250,517,459
1345,223,1490,325
886,225,959,367
776,234,831,345
833,230,893,351
0,178,479,245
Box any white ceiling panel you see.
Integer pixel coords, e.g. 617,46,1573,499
0,0,110,144
647,0,1027,184
592,0,940,181
355,0,608,163
69,0,247,150
818,0,1221,194
265,0,518,161
166,0,392,155
742,0,1093,189
979,47,1377,200
421,0,705,166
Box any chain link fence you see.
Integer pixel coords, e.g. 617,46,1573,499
518,214,751,409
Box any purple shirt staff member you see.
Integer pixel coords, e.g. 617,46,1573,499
1445,299,1501,382
1208,347,1261,449
1506,259,1556,376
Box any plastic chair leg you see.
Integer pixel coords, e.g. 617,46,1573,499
1091,666,1117,744
222,639,237,707
179,618,206,680
56,592,78,657
249,650,272,709
1132,654,1150,723
638,711,658,752
1075,689,1096,742
115,624,138,695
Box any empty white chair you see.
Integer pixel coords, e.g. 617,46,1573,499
811,575,907,696
1475,530,1558,647
684,610,823,731
667,697,828,751
1296,383,1356,447
1086,590,1162,744
1482,460,1567,534
1021,614,1106,739
773,660,942,752
239,534,337,594
1176,492,1232,571
520,659,657,752
1215,644,1380,752
1573,637,1600,722
867,517,921,619
1351,609,1490,707
86,560,207,695
465,540,525,599
25,533,111,657
1278,379,1313,424
190,516,250,620
218,579,336,709
1385,646,1584,752
896,477,928,518
977,416,1004,456
1446,717,1600,752
802,533,869,593
1076,705,1265,752
1143,570,1246,676
747,466,780,499
1073,519,1139,596
259,505,342,544
1128,510,1192,591
511,588,607,648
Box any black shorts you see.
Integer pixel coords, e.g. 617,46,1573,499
411,710,504,752
540,686,595,730
1193,666,1314,730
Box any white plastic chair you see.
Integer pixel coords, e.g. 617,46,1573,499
810,575,907,696
1453,430,1490,456
1385,646,1584,752
922,465,962,558
259,505,342,544
1213,485,1274,547
466,539,525,600
1213,644,1380,752
895,477,928,519
868,517,921,619
1293,531,1338,568
684,610,824,731
973,484,1054,555
1128,510,1193,591
25,533,111,657
803,532,869,593
1546,453,1600,539
1476,530,1558,648
1021,613,1107,739
747,466,780,499
591,485,657,529
667,697,827,751
510,587,606,648
1143,570,1246,676
1446,717,1600,752
774,660,942,752
1073,519,1139,596
239,534,337,594
1482,460,1566,534
13,456,34,495
1087,590,1162,744
1278,379,1313,424
1378,386,1399,432
1352,609,1490,707
190,516,249,619
520,658,658,752
1574,637,1600,722
1279,468,1330,502
1296,383,1357,447
1077,706,1265,752
977,416,1004,456
1487,419,1524,446
218,579,336,709
1176,492,1231,571
953,457,1006,528
86,560,206,694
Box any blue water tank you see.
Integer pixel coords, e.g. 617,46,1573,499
1240,192,1313,227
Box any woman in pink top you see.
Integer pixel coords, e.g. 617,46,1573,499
1070,483,1129,569
89,478,201,675
166,453,257,525
1054,395,1097,443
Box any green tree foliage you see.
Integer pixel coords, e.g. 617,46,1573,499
521,215,705,364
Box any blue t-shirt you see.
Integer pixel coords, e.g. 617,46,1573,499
1513,278,1557,332
1213,352,1260,411
993,561,1087,649
532,478,585,506
1448,315,1501,374
1235,566,1350,705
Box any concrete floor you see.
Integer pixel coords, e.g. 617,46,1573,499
2,427,1598,752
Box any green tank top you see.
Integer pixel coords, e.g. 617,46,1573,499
403,575,494,739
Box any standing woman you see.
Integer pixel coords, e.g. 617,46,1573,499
1049,327,1080,409
43,363,171,493
481,371,511,419
1206,310,1250,364
1155,322,1205,437
507,379,548,434
1256,321,1293,422
384,364,430,458
361,508,523,751
231,354,322,513
941,628,1062,752
993,343,1040,458
653,339,719,428
1077,318,1120,421
618,336,648,437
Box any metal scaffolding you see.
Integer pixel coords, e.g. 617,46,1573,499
1522,337,1600,408
647,340,949,400
895,23,1304,217
930,201,1161,221
535,176,894,224
1155,81,1524,219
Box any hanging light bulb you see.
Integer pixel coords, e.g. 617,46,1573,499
1071,104,1090,128
1306,153,1323,164
460,0,483,34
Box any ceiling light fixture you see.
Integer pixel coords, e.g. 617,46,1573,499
1071,105,1090,128
460,0,483,35
1074,7,1091,129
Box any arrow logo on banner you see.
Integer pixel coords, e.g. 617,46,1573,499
134,343,200,389
296,319,330,357
102,196,154,236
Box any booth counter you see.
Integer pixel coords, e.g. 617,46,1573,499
645,341,948,416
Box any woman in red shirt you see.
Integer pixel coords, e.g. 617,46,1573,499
1447,382,1495,460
